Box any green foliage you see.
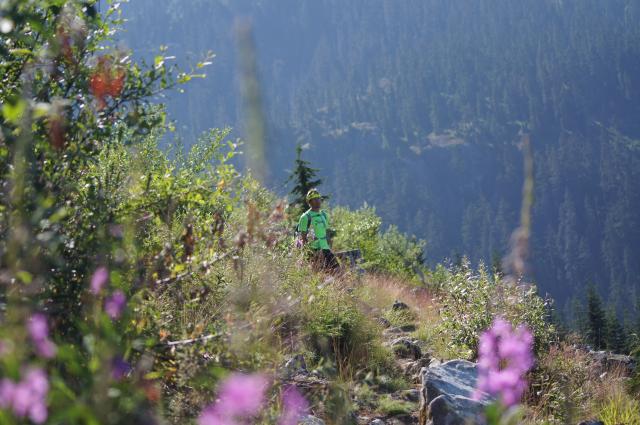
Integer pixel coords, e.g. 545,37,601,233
301,281,391,378
0,1,235,423
597,390,640,425
331,206,426,281
436,260,555,358
377,395,413,416
585,285,607,350
527,344,594,424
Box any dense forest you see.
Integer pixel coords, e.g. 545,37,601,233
118,0,640,322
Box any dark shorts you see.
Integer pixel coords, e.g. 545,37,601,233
312,249,340,271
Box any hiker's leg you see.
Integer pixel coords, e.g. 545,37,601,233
310,249,323,271
322,249,340,273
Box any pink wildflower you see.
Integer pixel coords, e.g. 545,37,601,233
198,373,269,425
0,368,49,424
278,385,309,425
475,317,534,407
104,290,127,319
90,266,109,294
27,314,57,359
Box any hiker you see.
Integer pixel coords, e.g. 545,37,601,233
297,189,340,272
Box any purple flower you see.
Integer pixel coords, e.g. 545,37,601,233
278,385,309,425
474,317,534,407
104,290,126,319
90,266,109,294
27,314,57,359
0,368,49,424
198,373,269,425
111,357,132,380
0,379,16,408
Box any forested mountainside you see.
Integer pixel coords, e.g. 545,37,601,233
118,0,640,320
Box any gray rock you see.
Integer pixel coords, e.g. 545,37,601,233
589,351,636,376
378,317,392,328
282,354,307,378
418,360,493,425
391,337,422,360
300,415,325,425
400,389,421,402
426,394,486,425
577,421,605,425
400,357,431,382
399,324,417,332
428,359,442,369
370,420,386,425
383,327,405,336
392,300,410,311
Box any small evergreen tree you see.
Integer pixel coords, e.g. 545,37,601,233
605,308,628,354
586,285,607,350
286,143,323,216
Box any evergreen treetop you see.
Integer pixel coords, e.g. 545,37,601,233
286,143,323,214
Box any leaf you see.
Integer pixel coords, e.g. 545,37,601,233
16,270,32,284
154,55,165,69
2,99,26,125
8,48,33,57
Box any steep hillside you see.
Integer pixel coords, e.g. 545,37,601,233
117,0,640,319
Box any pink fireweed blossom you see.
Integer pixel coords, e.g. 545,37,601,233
475,317,534,407
0,368,49,424
90,266,109,294
27,314,57,359
198,373,269,425
278,385,309,425
104,290,126,319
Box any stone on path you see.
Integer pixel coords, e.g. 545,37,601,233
418,359,493,425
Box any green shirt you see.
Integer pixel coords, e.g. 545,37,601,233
298,209,331,250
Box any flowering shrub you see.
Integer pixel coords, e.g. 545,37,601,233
436,260,555,358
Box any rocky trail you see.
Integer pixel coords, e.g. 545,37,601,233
279,284,637,425
280,293,494,425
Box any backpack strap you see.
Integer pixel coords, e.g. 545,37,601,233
320,210,328,226
297,212,312,233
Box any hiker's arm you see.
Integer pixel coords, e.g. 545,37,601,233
298,214,309,246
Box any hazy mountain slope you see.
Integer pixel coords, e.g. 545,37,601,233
118,0,640,319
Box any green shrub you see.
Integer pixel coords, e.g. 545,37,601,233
331,206,426,281
378,395,413,416
436,259,556,358
597,389,640,425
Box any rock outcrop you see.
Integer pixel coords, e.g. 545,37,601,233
418,360,493,425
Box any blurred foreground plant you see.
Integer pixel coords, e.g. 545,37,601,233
476,318,534,425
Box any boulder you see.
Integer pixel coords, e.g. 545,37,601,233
589,351,636,376
281,353,307,378
400,357,431,382
378,317,392,328
399,389,421,402
399,324,417,332
418,360,493,425
370,420,386,425
392,300,410,311
390,337,422,360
